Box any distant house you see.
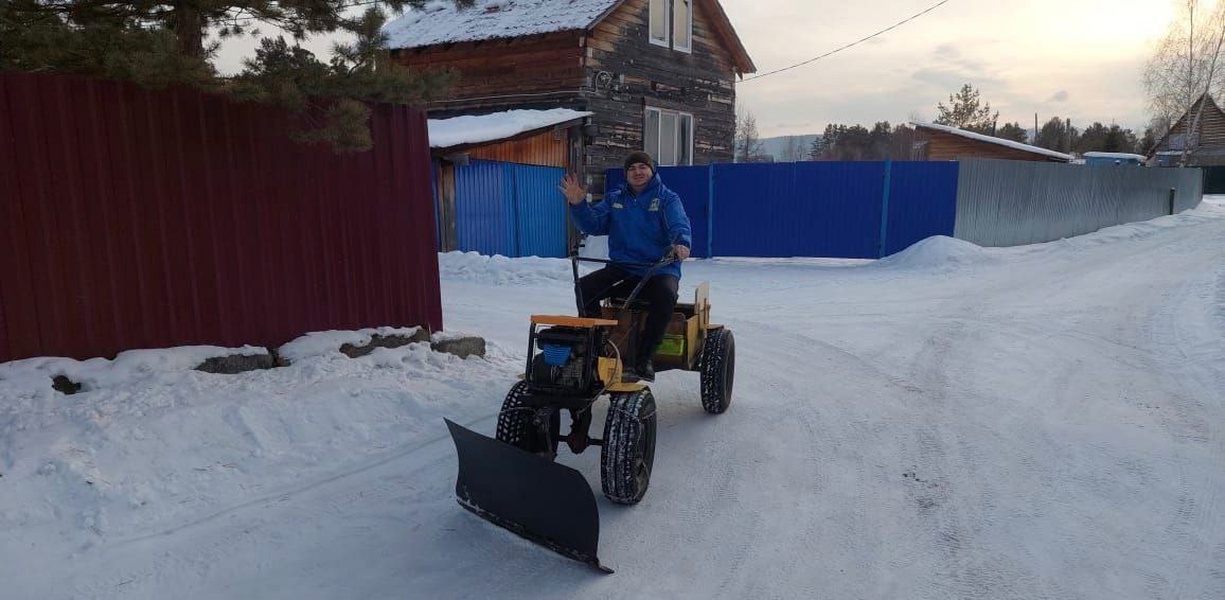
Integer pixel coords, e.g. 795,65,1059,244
1149,93,1225,167
911,122,1073,163
384,0,755,192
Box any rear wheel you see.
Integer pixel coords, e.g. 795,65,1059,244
700,329,735,414
600,388,657,504
495,381,558,457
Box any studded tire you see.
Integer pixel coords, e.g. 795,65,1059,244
699,328,735,414
495,381,557,456
600,388,658,504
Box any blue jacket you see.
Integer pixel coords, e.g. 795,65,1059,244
570,172,693,278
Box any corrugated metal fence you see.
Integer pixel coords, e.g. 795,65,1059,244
0,72,441,362
954,159,1203,246
606,161,960,259
452,159,567,258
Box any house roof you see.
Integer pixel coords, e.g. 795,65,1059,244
384,0,755,74
912,121,1074,162
428,108,593,151
1083,151,1147,161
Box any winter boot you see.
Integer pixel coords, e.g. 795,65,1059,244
635,359,655,383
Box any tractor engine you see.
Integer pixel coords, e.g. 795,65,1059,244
528,326,605,395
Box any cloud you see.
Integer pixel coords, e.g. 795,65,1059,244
1048,90,1069,102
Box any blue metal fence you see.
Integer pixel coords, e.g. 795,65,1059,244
453,160,567,258
604,161,959,258
882,161,960,255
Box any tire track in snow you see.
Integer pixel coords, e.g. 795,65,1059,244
1144,268,1225,599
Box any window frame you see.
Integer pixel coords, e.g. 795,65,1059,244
645,106,695,167
648,0,693,53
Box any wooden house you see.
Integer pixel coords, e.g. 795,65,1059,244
911,122,1072,163
1149,93,1225,167
385,0,755,192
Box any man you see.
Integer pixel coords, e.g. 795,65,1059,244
559,151,693,383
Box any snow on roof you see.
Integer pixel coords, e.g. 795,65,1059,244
384,0,618,49
428,108,593,149
912,121,1074,162
1083,151,1148,161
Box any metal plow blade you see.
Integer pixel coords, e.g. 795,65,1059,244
444,419,613,573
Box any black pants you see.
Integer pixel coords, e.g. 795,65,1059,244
578,265,679,366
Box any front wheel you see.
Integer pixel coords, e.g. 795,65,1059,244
699,329,735,414
600,388,657,504
495,381,558,457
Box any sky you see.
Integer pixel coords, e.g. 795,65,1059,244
725,0,1181,138
211,0,1185,140
4,196,1225,599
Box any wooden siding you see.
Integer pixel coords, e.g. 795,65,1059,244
918,130,1067,163
464,128,573,167
393,33,586,113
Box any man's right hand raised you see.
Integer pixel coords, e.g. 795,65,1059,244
559,173,588,206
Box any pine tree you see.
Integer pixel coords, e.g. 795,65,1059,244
995,122,1028,143
0,0,473,151
934,83,999,134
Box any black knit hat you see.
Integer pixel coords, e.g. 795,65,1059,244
623,151,655,174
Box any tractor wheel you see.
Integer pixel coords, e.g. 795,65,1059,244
699,328,735,414
600,388,657,504
495,381,558,457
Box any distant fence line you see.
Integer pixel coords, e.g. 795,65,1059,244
1,72,442,362
600,159,1202,258
954,159,1202,247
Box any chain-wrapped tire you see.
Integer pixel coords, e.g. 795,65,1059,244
600,388,657,504
699,328,735,414
495,381,558,456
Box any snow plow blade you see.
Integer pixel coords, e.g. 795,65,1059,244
444,419,613,573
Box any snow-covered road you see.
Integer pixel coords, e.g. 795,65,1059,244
5,201,1225,599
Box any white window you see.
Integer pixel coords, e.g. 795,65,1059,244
645,107,693,166
672,0,692,52
649,0,692,53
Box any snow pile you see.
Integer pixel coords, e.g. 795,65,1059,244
0,331,519,553
877,235,995,270
438,251,584,285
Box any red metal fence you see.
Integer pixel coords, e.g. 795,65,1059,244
0,72,442,362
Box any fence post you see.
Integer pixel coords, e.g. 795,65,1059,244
878,159,893,258
1168,187,1176,215
707,164,715,259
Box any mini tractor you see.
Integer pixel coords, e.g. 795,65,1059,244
444,253,736,573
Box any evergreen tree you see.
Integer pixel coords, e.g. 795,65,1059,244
1034,116,1076,152
1074,122,1141,154
934,83,999,134
0,0,472,151
995,122,1028,143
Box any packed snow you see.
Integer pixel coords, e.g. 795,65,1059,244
4,198,1225,599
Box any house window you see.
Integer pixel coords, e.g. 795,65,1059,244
645,107,693,166
649,0,692,53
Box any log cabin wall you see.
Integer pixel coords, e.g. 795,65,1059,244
393,32,588,116
583,0,739,193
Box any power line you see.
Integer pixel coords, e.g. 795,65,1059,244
741,0,952,83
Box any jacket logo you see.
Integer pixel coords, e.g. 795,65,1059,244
648,198,660,212
612,202,624,209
